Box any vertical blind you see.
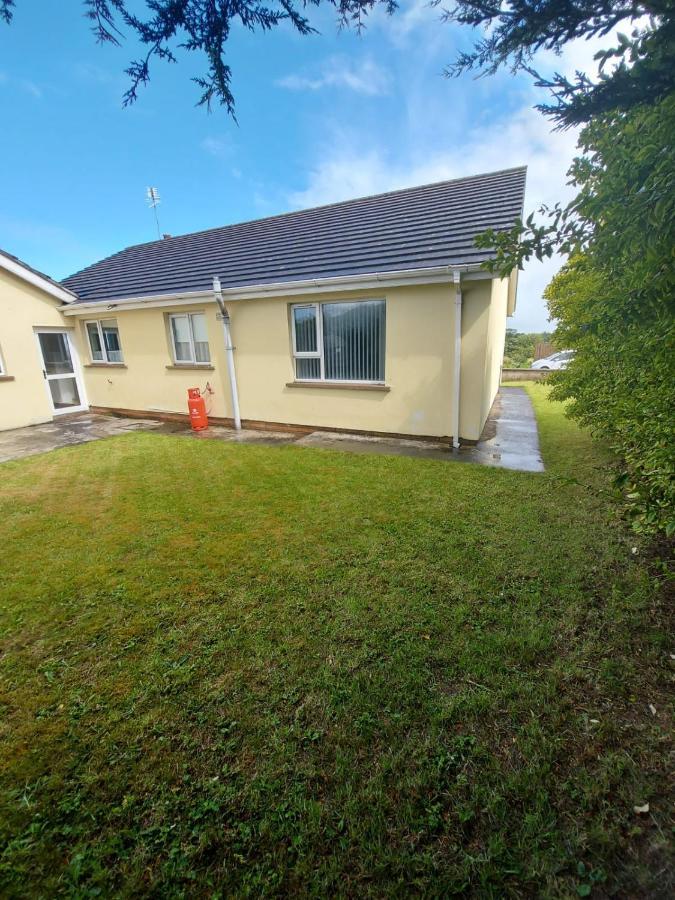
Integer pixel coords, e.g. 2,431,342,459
322,301,385,382
293,306,318,353
292,300,385,382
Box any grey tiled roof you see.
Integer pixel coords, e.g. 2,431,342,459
62,167,526,304
0,249,77,299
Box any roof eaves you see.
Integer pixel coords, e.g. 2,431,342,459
62,261,492,313
0,249,78,303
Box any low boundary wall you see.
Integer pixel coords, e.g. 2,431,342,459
501,368,550,382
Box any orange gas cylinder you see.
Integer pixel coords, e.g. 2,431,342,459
187,387,208,431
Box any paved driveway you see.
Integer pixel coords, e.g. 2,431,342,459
0,388,543,472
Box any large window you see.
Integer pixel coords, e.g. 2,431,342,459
85,319,123,363
169,313,210,364
291,300,386,383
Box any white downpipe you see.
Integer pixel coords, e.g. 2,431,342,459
451,271,462,449
212,276,241,431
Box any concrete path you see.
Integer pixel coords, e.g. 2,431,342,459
0,388,543,472
289,387,543,472
455,387,544,472
0,413,165,463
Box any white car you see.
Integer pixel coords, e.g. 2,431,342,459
531,350,575,370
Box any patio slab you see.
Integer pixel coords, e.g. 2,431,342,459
0,414,164,463
0,388,543,472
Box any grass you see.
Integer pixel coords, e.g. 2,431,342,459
0,384,671,897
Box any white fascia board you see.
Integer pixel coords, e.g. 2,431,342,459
61,264,495,315
62,291,214,315
0,254,77,304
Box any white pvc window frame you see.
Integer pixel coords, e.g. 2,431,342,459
291,303,324,380
290,299,386,384
85,318,123,364
168,312,211,365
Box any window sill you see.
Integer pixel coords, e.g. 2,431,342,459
166,364,215,371
286,381,390,392
0,375,15,382
84,363,127,368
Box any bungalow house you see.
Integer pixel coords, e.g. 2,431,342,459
0,167,525,443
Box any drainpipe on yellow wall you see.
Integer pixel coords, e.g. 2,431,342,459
212,276,242,431
451,270,462,449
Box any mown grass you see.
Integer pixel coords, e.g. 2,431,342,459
0,385,671,897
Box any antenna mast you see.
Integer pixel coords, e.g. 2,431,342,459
146,187,162,239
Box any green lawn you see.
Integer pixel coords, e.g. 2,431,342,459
0,386,671,897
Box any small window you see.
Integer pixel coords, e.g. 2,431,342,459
85,319,123,364
0,343,5,375
169,313,211,364
291,300,386,383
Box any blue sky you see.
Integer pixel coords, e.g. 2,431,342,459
0,1,599,330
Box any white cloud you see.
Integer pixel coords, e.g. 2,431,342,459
0,71,43,98
277,56,390,96
73,62,118,85
282,19,619,331
20,79,42,99
367,0,440,45
200,135,236,159
287,109,575,330
289,102,576,217
287,99,579,331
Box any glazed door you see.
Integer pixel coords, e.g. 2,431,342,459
36,330,87,414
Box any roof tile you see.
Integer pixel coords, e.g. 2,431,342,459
62,167,526,304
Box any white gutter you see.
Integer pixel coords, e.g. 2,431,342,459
451,270,463,449
61,263,488,315
212,276,241,431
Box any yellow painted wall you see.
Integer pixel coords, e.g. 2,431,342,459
0,268,81,431
77,285,458,437
229,284,456,437
78,305,231,420
72,277,508,442
458,280,491,441
482,278,509,427
456,278,509,442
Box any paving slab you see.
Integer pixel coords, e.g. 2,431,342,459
0,414,163,463
0,388,543,472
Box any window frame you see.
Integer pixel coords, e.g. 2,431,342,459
168,312,211,365
84,318,124,365
290,299,386,384
291,303,324,380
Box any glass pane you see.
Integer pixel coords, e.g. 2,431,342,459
293,306,318,353
86,323,104,361
102,322,123,363
296,357,321,380
322,300,385,382
171,315,192,362
48,376,80,409
38,332,74,375
190,314,210,363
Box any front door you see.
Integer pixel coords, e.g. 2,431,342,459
36,330,87,414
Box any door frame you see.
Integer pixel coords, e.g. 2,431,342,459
34,327,89,416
